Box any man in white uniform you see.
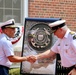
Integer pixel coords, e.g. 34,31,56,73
0,19,31,75
28,20,76,75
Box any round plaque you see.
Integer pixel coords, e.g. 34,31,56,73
27,23,52,51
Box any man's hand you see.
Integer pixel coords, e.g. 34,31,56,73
68,68,76,75
27,55,37,63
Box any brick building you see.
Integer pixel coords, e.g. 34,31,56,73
29,0,76,31
0,0,76,31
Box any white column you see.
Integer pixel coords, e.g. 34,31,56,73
24,0,28,18
21,0,28,24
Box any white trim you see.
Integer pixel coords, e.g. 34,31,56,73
21,0,28,25
24,0,28,18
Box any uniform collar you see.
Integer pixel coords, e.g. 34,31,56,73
3,33,11,41
64,29,71,38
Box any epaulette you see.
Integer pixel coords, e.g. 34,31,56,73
69,31,75,35
69,31,76,40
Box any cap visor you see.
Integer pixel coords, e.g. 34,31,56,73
5,25,18,28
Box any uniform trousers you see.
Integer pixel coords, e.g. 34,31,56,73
0,65,9,75
56,64,75,75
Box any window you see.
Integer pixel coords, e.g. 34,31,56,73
0,0,21,23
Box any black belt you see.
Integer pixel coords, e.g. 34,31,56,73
0,65,9,69
56,64,76,75
64,65,75,69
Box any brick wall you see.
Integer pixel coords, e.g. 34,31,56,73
28,0,76,31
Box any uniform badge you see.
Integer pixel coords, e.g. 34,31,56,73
58,44,60,46
65,44,68,46
66,50,68,53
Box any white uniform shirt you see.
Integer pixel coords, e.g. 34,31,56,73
51,29,76,67
0,33,14,68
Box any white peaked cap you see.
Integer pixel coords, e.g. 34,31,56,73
0,19,18,28
49,20,66,27
48,20,66,33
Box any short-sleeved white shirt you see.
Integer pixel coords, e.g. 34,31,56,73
51,29,76,67
0,33,14,68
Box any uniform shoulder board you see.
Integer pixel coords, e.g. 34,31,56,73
69,31,76,40
69,31,75,35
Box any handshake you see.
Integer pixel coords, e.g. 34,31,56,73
26,55,37,63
